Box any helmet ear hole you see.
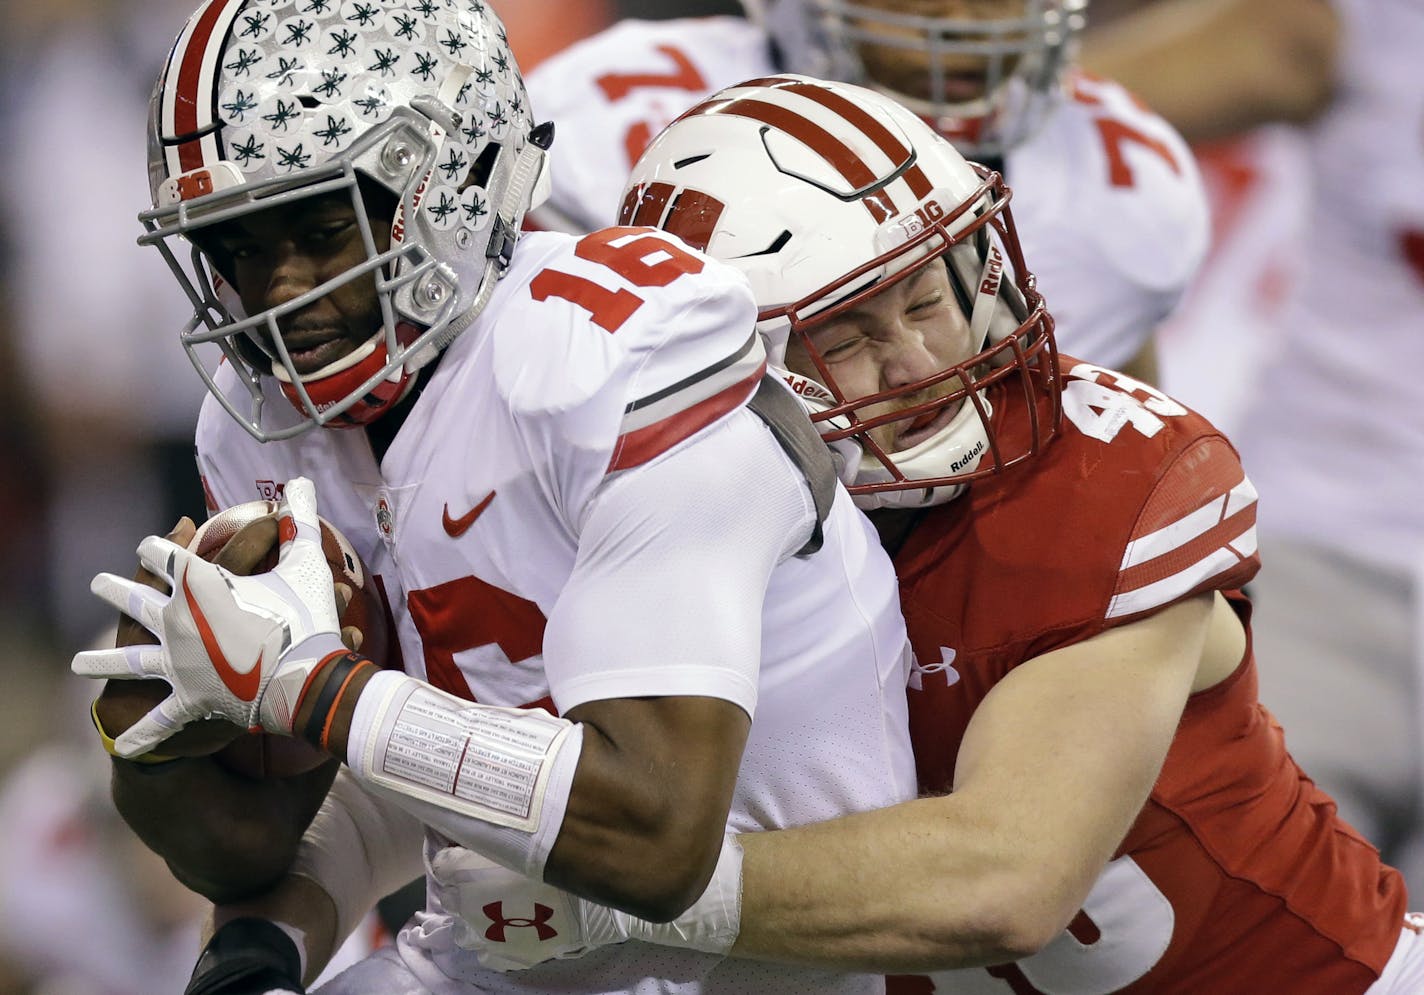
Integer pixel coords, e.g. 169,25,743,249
463,142,502,192
354,176,398,229
189,233,239,293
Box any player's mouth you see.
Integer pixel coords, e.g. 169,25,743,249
278,330,354,375
936,71,988,104
895,396,962,451
878,63,987,104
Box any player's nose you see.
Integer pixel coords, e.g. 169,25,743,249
260,240,320,310
881,325,943,390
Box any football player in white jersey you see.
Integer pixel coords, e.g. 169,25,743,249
524,0,1209,383
68,1,918,993
1085,0,1424,894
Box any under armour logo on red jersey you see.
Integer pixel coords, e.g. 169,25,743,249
482,901,559,942
909,647,960,691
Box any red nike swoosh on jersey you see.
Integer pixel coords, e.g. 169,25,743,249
442,491,496,538
181,564,262,702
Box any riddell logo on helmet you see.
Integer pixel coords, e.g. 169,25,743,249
978,248,1004,297
781,372,835,404
950,438,986,473
390,171,433,244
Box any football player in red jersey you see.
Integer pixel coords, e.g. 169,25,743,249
457,75,1424,994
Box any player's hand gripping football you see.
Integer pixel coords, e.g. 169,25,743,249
72,477,352,758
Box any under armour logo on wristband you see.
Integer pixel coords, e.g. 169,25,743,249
482,901,558,942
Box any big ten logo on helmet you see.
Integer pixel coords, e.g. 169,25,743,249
256,479,285,501
156,163,243,207
887,196,948,243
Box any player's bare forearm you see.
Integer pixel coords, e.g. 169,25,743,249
732,596,1214,971
1082,0,1340,143
729,797,1035,971
544,696,750,921
302,667,750,922
111,755,338,903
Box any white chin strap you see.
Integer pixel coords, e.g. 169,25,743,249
851,392,993,510
268,333,382,385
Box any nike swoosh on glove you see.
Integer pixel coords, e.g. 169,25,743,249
72,477,354,758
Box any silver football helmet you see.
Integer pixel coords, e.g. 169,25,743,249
744,0,1086,159
620,75,1059,508
141,0,552,441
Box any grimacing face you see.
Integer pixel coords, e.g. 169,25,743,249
201,192,393,377
850,0,1032,105
784,259,979,457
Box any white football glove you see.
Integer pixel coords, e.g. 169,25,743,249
71,477,350,757
430,837,744,972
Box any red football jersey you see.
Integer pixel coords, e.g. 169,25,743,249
890,357,1406,995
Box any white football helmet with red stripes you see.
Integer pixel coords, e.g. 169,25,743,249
620,75,1058,508
140,0,551,441
744,0,1085,159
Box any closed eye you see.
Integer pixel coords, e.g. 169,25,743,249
909,292,944,314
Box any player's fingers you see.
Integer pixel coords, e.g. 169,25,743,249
92,572,167,636
71,644,166,680
341,625,363,653
334,582,352,615
113,701,190,758
130,519,195,591
117,521,191,647
277,477,322,553
169,516,197,549
136,535,192,586
216,515,280,575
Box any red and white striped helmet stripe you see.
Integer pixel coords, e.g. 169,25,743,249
675,75,935,225
160,0,248,177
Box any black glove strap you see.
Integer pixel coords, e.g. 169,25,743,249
301,651,376,750
185,916,304,995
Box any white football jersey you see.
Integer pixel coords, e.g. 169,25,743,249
525,17,1208,370
1155,126,1312,435
196,228,916,993
1235,0,1424,572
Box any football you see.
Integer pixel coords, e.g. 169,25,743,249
202,501,391,779
98,501,391,778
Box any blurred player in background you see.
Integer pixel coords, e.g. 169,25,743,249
1085,0,1424,896
457,75,1424,994
71,0,919,993
525,0,1208,384
1081,0,1339,432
